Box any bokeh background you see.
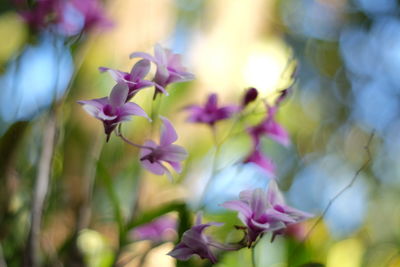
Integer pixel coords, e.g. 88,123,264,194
0,0,399,266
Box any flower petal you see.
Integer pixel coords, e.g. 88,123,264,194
130,59,151,80
221,200,252,218
160,116,178,145
120,102,150,121
129,51,156,62
109,83,129,107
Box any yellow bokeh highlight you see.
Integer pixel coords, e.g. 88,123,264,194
243,39,293,97
327,239,364,267
0,13,26,64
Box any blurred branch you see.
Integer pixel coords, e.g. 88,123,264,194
290,130,375,262
24,112,57,267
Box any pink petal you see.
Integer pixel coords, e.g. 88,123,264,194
160,116,178,146
99,67,127,83
120,102,150,121
130,59,151,80
141,160,166,175
109,83,128,107
221,200,252,218
154,43,167,65
162,144,188,162
266,180,285,206
129,51,156,63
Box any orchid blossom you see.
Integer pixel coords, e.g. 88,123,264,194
130,44,195,96
184,93,239,126
78,82,150,141
139,117,188,179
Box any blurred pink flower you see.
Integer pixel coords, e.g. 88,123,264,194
248,105,290,147
168,213,226,264
131,216,177,242
140,117,188,179
99,59,154,101
222,181,313,246
130,44,195,96
78,83,150,141
15,0,111,35
184,93,239,126
243,149,276,177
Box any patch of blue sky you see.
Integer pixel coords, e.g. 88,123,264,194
0,33,73,124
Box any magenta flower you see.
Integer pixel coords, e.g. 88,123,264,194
78,83,150,141
266,180,313,227
222,181,312,246
15,0,111,35
99,59,154,101
140,117,188,179
168,214,226,263
131,216,177,242
184,93,239,126
244,149,276,177
130,44,195,96
222,188,291,246
248,105,290,147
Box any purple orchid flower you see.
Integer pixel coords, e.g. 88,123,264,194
130,44,195,96
184,93,239,126
168,213,229,264
140,117,188,179
248,105,290,147
78,82,150,141
99,59,154,101
243,149,276,177
222,181,312,246
15,0,111,35
222,187,292,246
266,180,313,240
131,215,177,242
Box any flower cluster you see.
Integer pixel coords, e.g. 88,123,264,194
79,44,312,265
244,89,291,177
222,180,313,246
79,44,194,177
14,0,112,35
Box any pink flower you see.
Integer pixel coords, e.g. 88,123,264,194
167,214,226,264
99,59,154,101
140,117,188,179
184,93,239,126
222,181,313,246
248,105,290,147
15,0,111,35
130,44,195,96
244,149,276,177
131,216,177,242
78,83,150,141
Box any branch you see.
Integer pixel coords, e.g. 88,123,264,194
291,130,375,259
24,113,57,267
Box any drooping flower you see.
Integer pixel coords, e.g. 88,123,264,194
168,213,228,263
78,82,150,141
248,105,290,147
222,181,313,246
184,93,239,126
99,59,153,101
130,44,195,96
131,216,177,242
140,117,188,179
243,149,276,177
